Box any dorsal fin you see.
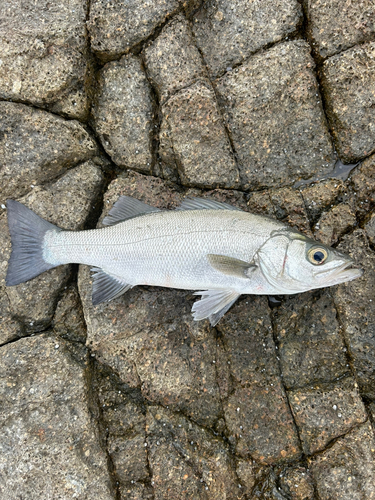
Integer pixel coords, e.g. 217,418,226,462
102,196,161,226
176,197,242,211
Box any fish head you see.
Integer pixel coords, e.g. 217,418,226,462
256,229,363,294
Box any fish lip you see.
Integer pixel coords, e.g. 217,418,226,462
315,260,363,282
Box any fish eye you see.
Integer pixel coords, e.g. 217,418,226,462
307,247,328,265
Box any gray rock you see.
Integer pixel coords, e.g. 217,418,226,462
235,459,257,496
301,179,345,224
333,230,375,400
146,406,244,499
348,153,375,217
289,377,367,455
321,42,375,162
144,15,206,103
365,213,375,244
217,298,301,464
92,55,154,174
269,186,312,236
306,0,375,59
314,203,356,246
273,292,348,389
2,161,104,332
216,41,335,191
88,0,180,62
0,0,91,119
0,289,22,346
0,335,114,499
277,466,315,500
309,422,375,499
192,0,302,78
52,286,87,343
159,80,239,188
0,102,98,206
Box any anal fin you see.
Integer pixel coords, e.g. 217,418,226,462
91,268,132,305
192,289,241,326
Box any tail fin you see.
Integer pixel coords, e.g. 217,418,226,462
6,200,61,286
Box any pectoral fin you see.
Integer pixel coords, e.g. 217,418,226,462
207,254,257,279
192,289,241,326
91,268,132,305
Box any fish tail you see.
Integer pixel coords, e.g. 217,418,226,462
6,200,62,286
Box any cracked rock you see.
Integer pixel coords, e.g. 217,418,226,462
1,161,104,332
216,40,335,191
0,102,98,206
289,377,367,455
306,0,375,60
301,179,345,224
321,42,375,162
144,14,206,103
192,0,302,78
0,0,92,119
159,80,239,188
52,286,87,344
309,422,375,499
314,203,356,246
0,290,22,346
0,335,113,499
92,55,154,174
88,0,180,62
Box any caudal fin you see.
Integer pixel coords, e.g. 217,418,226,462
6,200,61,286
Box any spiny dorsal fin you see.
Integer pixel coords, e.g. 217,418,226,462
176,197,242,211
207,254,257,279
91,268,132,305
192,289,241,326
102,196,161,226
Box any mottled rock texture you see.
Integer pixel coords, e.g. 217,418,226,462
0,335,113,499
88,0,180,62
306,0,375,59
192,0,302,77
0,0,92,119
216,40,335,190
321,42,375,162
92,55,154,173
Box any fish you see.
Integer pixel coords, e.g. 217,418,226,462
6,196,363,326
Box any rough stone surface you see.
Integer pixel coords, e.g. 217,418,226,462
273,291,348,389
147,406,244,499
314,203,357,246
289,377,367,455
269,186,312,235
0,335,113,499
309,422,375,499
301,179,345,224
321,42,375,162
348,153,375,217
217,298,301,464
278,466,315,500
306,0,375,59
159,80,239,187
192,0,302,78
0,0,91,119
1,161,104,332
365,212,375,244
144,15,206,103
0,102,98,206
52,286,87,343
333,230,375,400
0,290,22,346
92,55,154,173
88,0,180,62
216,40,335,190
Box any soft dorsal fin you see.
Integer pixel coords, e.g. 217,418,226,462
192,289,241,326
207,254,257,279
91,267,132,305
176,197,242,211
102,196,161,226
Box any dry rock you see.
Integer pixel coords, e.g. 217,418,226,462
277,466,315,500
0,335,113,499
159,80,239,188
216,40,335,191
192,0,302,78
289,377,367,455
365,212,375,244
348,153,375,217
0,102,98,206
333,230,375,400
0,0,91,119
92,55,154,174
321,42,375,162
144,15,206,103
0,289,22,346
269,186,312,235
52,286,87,343
314,203,357,246
88,0,180,62
306,0,375,59
309,422,375,499
1,161,104,332
301,179,345,224
273,291,348,389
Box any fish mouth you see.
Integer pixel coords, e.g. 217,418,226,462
315,260,363,284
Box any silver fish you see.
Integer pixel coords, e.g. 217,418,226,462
6,196,363,326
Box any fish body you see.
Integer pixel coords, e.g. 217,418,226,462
6,196,363,325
